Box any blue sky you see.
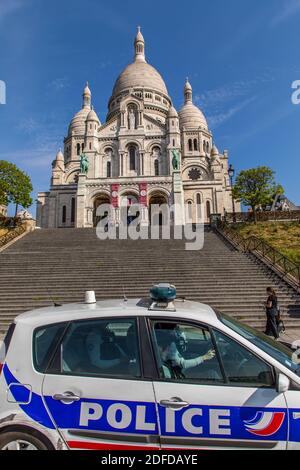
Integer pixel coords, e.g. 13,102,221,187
1,0,300,214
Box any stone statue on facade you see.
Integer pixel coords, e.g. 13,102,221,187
128,109,136,130
172,149,181,171
80,153,89,174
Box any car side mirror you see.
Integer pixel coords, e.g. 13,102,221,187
276,373,290,394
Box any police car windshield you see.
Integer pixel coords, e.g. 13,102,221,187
217,312,300,377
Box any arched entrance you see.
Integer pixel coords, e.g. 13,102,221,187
149,192,168,226
120,194,139,225
93,194,111,227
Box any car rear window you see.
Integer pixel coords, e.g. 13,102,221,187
33,323,67,372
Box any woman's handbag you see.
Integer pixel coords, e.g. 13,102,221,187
276,306,286,334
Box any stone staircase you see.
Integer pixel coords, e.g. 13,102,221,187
0,227,299,334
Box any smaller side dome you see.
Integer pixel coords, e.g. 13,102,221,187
56,149,64,161
68,108,90,135
87,107,100,123
52,149,65,170
179,79,208,130
168,105,178,118
211,144,219,157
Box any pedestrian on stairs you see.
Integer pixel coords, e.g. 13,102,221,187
264,287,279,339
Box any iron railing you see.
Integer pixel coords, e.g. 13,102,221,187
225,210,300,224
216,223,300,289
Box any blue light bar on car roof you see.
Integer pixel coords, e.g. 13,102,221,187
149,283,177,302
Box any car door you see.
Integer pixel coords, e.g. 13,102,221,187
148,318,288,450
40,317,160,450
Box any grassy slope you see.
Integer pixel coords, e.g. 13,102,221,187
232,222,300,266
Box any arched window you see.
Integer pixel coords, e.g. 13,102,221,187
196,194,202,221
194,139,198,151
206,142,210,153
89,142,92,150
187,201,193,220
82,143,84,153
77,143,81,155
129,145,137,171
154,159,159,176
107,161,111,178
62,206,66,224
206,200,211,220
188,139,193,151
173,139,175,147
71,198,75,224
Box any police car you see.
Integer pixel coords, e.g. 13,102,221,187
0,283,300,451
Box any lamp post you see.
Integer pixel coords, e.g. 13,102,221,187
228,163,236,223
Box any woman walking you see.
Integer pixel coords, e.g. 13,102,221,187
264,287,279,339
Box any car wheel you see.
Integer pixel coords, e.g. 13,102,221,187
0,431,49,450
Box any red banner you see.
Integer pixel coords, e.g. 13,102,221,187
111,184,120,208
139,183,148,207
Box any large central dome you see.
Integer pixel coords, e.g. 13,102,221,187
107,28,170,119
112,61,168,96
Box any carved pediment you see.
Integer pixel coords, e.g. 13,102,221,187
98,116,119,137
144,114,166,133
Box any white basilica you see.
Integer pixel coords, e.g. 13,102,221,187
37,28,236,228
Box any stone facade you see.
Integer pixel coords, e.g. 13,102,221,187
37,28,237,228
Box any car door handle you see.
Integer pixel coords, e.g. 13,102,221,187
159,397,189,409
52,392,81,403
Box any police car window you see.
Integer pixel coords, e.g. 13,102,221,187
60,319,141,378
33,323,67,373
213,330,274,387
217,311,300,377
151,321,224,383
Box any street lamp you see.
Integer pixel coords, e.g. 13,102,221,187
228,163,236,223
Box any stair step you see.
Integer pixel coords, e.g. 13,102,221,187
0,227,299,336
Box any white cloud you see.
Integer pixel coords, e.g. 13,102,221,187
271,0,300,27
196,75,274,110
17,117,40,135
0,148,54,169
207,97,256,128
48,78,69,92
0,0,24,22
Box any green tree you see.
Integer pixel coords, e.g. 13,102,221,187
0,160,33,218
232,166,282,223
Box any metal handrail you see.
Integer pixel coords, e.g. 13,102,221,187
217,223,300,287
0,225,26,248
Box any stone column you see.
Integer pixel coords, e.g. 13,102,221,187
120,111,126,128
48,193,57,228
119,152,124,176
76,174,87,228
86,207,94,227
139,151,144,176
172,171,185,226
